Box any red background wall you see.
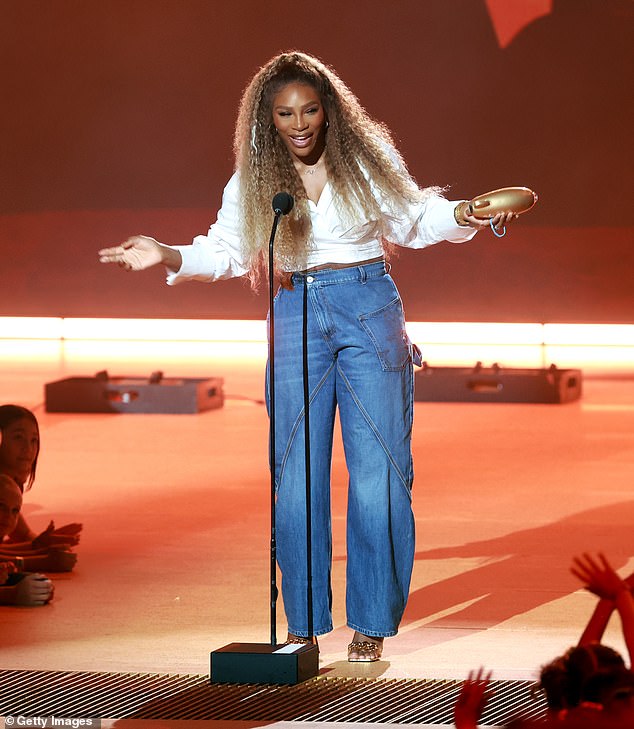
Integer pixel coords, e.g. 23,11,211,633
1,0,632,322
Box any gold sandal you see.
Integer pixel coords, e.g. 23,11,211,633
285,633,318,647
347,640,383,662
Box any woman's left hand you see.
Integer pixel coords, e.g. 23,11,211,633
463,211,517,235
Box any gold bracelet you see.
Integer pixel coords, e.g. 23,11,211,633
454,200,471,227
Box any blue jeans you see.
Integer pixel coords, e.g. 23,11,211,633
267,261,417,638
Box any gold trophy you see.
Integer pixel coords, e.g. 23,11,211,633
467,186,537,219
454,187,537,237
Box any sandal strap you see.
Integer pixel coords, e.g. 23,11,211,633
348,640,383,655
286,635,318,645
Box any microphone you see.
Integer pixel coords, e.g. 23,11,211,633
272,192,294,216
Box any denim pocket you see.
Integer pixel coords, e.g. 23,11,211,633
359,296,410,371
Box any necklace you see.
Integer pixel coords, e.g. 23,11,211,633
302,159,323,175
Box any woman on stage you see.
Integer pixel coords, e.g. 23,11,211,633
99,51,512,661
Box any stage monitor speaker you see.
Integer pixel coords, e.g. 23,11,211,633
414,363,582,404
45,370,224,414
210,642,319,685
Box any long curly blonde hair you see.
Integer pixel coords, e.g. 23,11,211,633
234,51,436,280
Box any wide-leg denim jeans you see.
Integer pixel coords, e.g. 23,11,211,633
267,260,416,638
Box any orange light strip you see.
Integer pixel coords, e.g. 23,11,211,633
0,318,632,373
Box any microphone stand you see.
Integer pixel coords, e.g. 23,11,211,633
210,193,319,685
268,204,281,646
302,275,314,643
270,198,315,644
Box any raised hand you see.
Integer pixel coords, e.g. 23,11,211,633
454,667,492,729
571,552,629,601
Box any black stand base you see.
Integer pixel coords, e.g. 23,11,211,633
210,642,319,685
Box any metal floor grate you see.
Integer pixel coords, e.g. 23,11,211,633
0,669,546,725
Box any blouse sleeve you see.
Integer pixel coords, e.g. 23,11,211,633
387,194,479,250
374,143,478,249
165,172,249,285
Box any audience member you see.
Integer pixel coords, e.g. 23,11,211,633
454,552,633,728
0,474,54,606
571,552,634,667
538,552,633,720
0,404,82,548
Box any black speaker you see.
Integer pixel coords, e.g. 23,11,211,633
210,642,319,685
45,371,224,414
414,363,582,404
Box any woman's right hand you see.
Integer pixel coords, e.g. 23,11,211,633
98,235,166,271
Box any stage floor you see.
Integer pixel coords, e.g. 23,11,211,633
1,346,633,707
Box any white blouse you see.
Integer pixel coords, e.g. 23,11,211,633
165,171,477,285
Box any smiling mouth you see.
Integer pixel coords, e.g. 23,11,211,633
289,134,313,147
